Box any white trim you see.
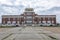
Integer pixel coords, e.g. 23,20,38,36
17,21,19,24
12,21,16,24
39,21,41,23
42,21,46,24
52,21,54,23
47,21,51,24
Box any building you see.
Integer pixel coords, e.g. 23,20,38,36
2,8,56,26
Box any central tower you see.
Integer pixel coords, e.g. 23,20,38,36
24,8,35,24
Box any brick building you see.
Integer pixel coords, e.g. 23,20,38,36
2,8,56,26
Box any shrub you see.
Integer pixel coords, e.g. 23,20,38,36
40,25,43,26
50,25,53,26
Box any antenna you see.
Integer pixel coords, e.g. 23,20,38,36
28,3,32,8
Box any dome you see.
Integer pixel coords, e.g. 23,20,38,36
25,8,34,11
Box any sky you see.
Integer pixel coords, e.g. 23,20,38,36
0,0,60,23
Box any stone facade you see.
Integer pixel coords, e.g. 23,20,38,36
2,8,56,26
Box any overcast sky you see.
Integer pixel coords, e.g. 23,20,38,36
0,0,60,23
0,0,60,8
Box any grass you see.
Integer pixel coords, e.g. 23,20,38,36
33,25,60,27
0,26,17,28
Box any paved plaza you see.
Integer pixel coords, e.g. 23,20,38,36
0,27,60,40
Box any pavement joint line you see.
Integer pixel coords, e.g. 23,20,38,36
37,31,58,40
1,33,13,40
48,35,58,40
37,33,52,40
13,38,15,40
43,33,58,40
19,27,26,31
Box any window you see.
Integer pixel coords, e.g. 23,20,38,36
7,21,11,24
52,21,54,23
8,18,10,21
10,18,13,21
39,21,41,23
13,18,15,21
47,21,51,24
3,21,5,24
12,21,16,24
26,21,32,24
26,16,33,21
26,12,33,15
45,18,48,21
27,19,32,21
26,16,32,19
17,21,19,24
42,21,46,24
41,18,43,21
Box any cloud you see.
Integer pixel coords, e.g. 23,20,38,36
0,0,60,8
0,0,60,23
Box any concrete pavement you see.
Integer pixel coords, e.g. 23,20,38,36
0,27,60,40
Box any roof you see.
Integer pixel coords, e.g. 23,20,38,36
35,15,56,18
2,15,23,18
